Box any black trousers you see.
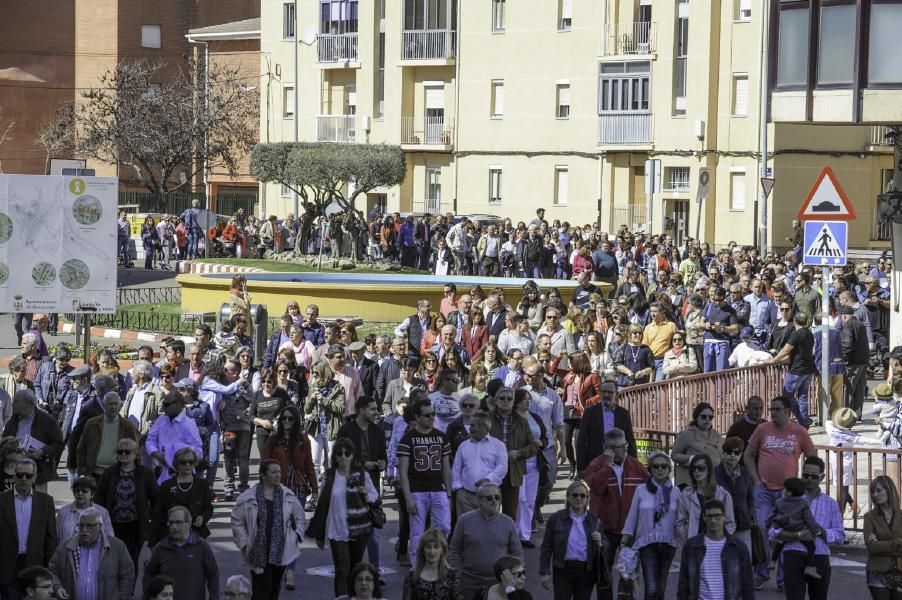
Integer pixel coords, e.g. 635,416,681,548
784,551,831,600
552,560,596,600
330,537,368,597
112,519,143,569
845,363,868,414
251,564,286,600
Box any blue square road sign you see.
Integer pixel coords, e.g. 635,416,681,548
802,221,847,266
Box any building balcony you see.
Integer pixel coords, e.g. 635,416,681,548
401,29,456,65
401,116,453,151
598,112,653,146
316,115,356,143
316,33,359,67
602,22,656,56
868,125,894,150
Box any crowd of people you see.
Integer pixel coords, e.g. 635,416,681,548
5,210,902,600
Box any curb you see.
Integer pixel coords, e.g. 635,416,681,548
173,261,264,274
59,322,194,345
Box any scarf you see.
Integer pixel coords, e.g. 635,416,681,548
645,478,673,524
670,346,684,358
247,484,285,569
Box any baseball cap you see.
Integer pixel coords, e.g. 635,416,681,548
174,378,197,391
348,341,366,352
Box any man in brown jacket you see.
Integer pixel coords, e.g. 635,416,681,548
77,392,139,478
489,386,536,520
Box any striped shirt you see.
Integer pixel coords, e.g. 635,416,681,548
768,491,844,555
699,537,727,600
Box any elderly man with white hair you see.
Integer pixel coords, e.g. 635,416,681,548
48,506,134,600
19,332,43,387
121,360,163,440
223,575,251,600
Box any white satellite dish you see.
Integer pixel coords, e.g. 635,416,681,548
303,26,317,46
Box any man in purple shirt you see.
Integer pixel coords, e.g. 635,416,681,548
145,391,203,485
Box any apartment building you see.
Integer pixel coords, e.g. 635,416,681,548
0,0,259,194
260,0,892,248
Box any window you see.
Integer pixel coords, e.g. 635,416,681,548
320,1,359,35
869,4,902,84
281,184,293,197
737,0,751,21
554,167,569,205
283,3,296,39
558,0,572,31
141,25,161,49
730,169,746,210
666,167,690,192
776,6,810,87
492,0,505,32
598,62,651,113
817,4,855,86
556,82,571,119
283,86,295,118
405,0,454,30
732,74,749,116
491,80,504,118
674,0,689,114
376,33,385,117
426,167,442,213
489,167,503,204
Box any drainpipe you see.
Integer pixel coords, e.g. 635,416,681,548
452,0,462,214
757,0,771,255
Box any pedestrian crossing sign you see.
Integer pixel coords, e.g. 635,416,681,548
803,221,847,266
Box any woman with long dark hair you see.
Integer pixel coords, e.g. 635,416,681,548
671,402,724,489
551,351,601,479
675,454,736,544
262,404,318,590
141,215,160,270
462,308,488,365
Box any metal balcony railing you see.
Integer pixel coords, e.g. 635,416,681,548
401,116,453,145
598,112,653,144
317,33,359,63
401,29,457,61
870,125,893,146
316,115,356,143
611,204,648,230
665,168,691,192
874,207,892,241
603,21,657,55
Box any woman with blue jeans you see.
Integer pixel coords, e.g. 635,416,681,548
621,451,679,600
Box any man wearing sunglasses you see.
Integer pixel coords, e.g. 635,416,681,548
449,482,522,600
768,456,844,599
744,395,816,589
145,391,203,486
0,458,57,600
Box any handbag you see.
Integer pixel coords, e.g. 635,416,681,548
304,416,318,437
368,502,386,528
750,523,769,566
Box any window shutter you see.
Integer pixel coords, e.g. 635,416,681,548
426,87,444,109
734,76,748,115
557,169,569,204
348,89,357,107
739,0,752,18
559,85,571,107
494,83,504,115
731,172,746,210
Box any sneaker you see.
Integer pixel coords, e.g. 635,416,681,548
803,566,822,579
223,491,234,501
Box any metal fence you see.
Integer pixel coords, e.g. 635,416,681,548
116,286,181,305
118,192,257,217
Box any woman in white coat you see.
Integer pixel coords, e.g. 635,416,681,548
231,458,306,600
675,454,736,545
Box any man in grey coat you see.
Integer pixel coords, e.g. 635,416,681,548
48,507,134,600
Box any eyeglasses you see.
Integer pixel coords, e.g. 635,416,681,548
461,403,477,409
334,450,353,457
179,460,196,466
569,493,587,498
802,473,822,480
698,414,714,421
14,472,34,479
479,494,502,501
650,463,669,470
161,375,173,380
277,369,289,374
117,449,134,455
725,449,742,456
690,466,708,472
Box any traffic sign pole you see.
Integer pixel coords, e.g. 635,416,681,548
820,267,830,426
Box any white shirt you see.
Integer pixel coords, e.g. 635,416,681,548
699,537,727,600
565,511,588,561
451,435,509,492
127,383,150,428
326,471,378,541
610,462,624,493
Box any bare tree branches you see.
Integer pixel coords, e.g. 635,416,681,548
0,111,15,173
36,57,258,197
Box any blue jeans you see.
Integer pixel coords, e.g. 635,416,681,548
654,358,665,381
754,486,784,585
188,229,200,258
367,527,381,572
783,372,813,428
205,431,220,490
639,543,676,600
703,341,730,373
524,261,542,279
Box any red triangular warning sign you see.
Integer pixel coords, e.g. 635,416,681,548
797,167,856,221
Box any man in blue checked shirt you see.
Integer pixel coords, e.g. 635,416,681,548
768,455,844,599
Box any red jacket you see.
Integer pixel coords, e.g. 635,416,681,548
462,324,489,362
585,454,648,533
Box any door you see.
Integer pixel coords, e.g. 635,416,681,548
426,167,441,212
425,87,444,143
671,199,689,246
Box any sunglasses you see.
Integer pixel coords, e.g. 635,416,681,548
725,449,742,456
691,466,708,472
698,414,714,421
179,460,196,466
569,493,587,498
334,450,353,457
650,463,670,470
480,494,502,501
117,449,134,455
461,403,477,409
15,472,34,479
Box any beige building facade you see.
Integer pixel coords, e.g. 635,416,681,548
260,0,892,249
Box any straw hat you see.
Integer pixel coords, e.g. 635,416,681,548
874,382,893,399
832,407,857,429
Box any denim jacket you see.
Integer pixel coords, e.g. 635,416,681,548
676,533,755,600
